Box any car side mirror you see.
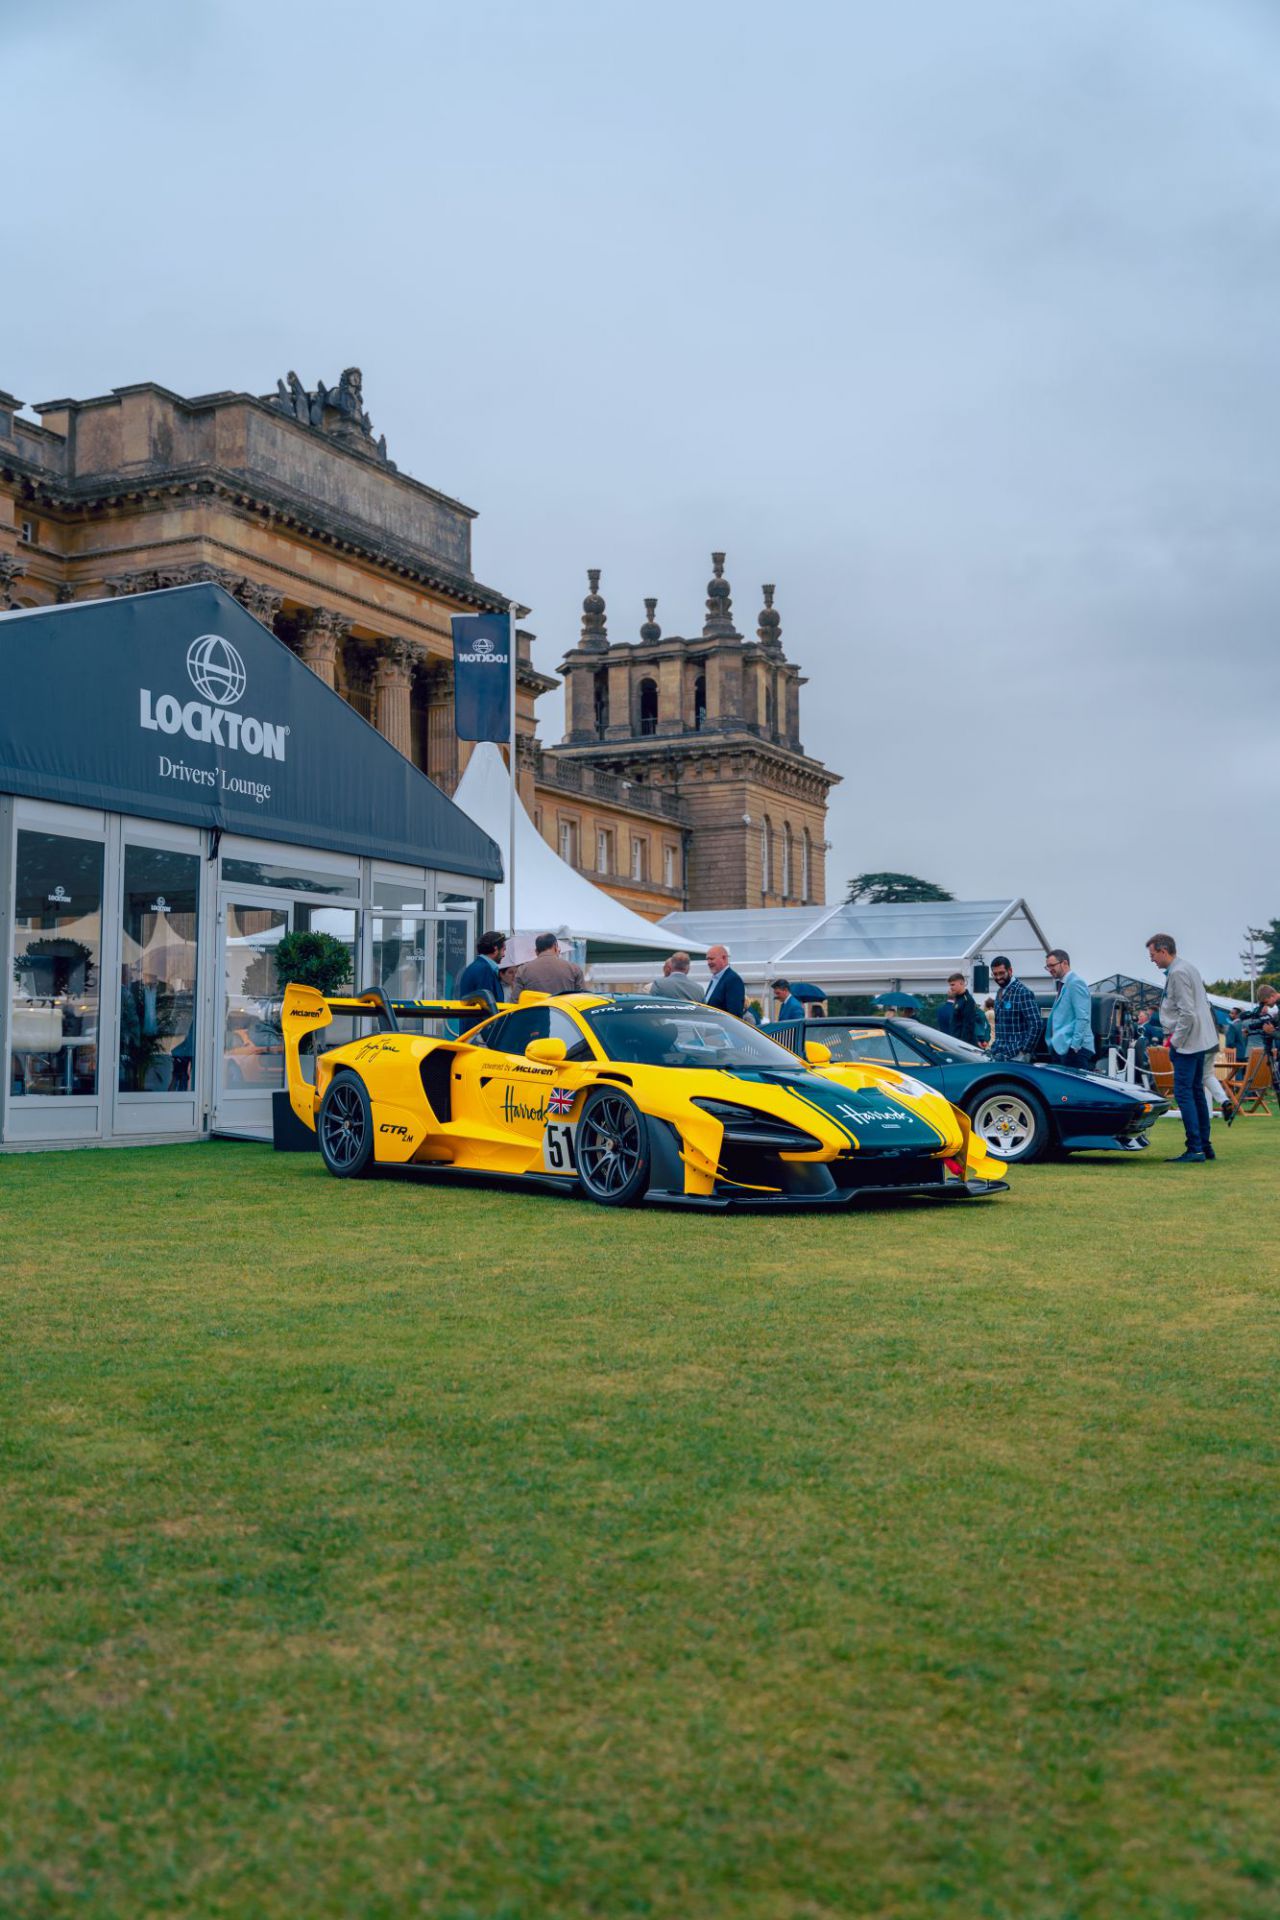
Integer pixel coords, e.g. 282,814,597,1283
804,1040,831,1067
525,1036,567,1064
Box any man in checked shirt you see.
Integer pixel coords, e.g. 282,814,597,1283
988,955,1044,1062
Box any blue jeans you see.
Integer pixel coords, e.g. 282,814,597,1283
1170,1046,1212,1154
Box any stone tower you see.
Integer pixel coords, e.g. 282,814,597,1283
556,554,838,910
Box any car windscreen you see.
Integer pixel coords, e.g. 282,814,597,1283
893,1018,988,1062
816,1027,899,1064
585,1004,804,1071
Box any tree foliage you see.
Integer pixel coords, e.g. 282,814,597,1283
845,872,955,906
1207,972,1280,1001
1256,920,1280,974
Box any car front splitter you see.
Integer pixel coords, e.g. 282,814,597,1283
644,1177,1009,1211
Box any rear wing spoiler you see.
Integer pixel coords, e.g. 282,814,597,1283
282,981,515,1127
282,981,511,1033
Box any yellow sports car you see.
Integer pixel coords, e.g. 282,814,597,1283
283,987,1008,1208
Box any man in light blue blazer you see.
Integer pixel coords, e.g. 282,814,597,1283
1044,948,1094,1070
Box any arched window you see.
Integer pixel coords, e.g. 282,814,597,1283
761,815,772,896
781,823,792,900
593,669,609,738
801,829,811,904
694,673,707,732
638,677,658,736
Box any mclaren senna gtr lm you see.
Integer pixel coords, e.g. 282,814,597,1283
282,987,1010,1209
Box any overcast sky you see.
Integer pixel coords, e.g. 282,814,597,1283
6,0,1278,980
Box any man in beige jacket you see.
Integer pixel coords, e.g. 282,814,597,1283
515,932,586,996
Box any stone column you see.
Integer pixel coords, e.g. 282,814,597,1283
374,638,416,757
657,653,684,735
564,658,599,741
784,668,802,747
604,657,633,740
296,607,349,688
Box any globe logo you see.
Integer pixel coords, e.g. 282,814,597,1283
473,633,495,657
186,633,247,707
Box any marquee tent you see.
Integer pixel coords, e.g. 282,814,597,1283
641,898,1052,1001
451,743,701,963
1091,973,1258,1024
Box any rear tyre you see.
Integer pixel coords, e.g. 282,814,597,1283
965,1081,1049,1164
575,1088,651,1207
318,1071,375,1178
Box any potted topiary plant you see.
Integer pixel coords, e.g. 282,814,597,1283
270,931,353,1152
273,930,353,998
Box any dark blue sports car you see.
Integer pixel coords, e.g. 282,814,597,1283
762,1015,1170,1164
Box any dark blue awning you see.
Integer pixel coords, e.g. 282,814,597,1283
0,584,502,880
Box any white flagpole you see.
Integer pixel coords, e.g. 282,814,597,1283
507,602,518,935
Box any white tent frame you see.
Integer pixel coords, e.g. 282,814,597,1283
589,898,1053,998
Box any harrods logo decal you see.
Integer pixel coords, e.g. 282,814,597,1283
501,1086,549,1124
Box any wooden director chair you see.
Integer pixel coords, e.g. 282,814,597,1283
1146,1046,1173,1099
1217,1051,1275,1119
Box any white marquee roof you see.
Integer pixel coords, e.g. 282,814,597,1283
650,898,1052,995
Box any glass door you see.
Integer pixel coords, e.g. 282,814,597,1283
370,912,474,1004
214,894,289,1136
111,841,202,1137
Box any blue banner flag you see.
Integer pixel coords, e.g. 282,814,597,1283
451,612,513,742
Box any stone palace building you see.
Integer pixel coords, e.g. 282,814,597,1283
0,370,835,918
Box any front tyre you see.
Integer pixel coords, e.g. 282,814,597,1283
318,1071,375,1178
965,1081,1049,1164
575,1088,651,1207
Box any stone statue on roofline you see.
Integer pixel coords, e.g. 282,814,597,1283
269,365,392,464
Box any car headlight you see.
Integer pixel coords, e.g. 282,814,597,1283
876,1074,932,1102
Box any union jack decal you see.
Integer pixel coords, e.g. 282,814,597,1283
547,1086,575,1116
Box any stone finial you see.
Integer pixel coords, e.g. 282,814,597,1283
703,551,737,639
757,583,782,651
580,567,608,649
639,596,661,644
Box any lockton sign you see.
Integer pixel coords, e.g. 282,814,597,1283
0,584,501,879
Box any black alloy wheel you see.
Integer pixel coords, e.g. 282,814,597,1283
318,1071,375,1178
964,1080,1050,1164
575,1088,651,1207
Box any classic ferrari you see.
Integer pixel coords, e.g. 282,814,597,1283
282,986,1010,1208
763,1014,1170,1164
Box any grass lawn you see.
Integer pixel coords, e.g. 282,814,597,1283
2,1123,1278,1919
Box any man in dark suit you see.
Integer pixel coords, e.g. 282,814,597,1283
703,944,746,1018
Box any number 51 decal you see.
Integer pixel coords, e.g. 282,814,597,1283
542,1120,578,1173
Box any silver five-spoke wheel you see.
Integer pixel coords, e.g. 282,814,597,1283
968,1084,1046,1164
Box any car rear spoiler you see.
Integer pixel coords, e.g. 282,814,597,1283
281,981,511,1129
